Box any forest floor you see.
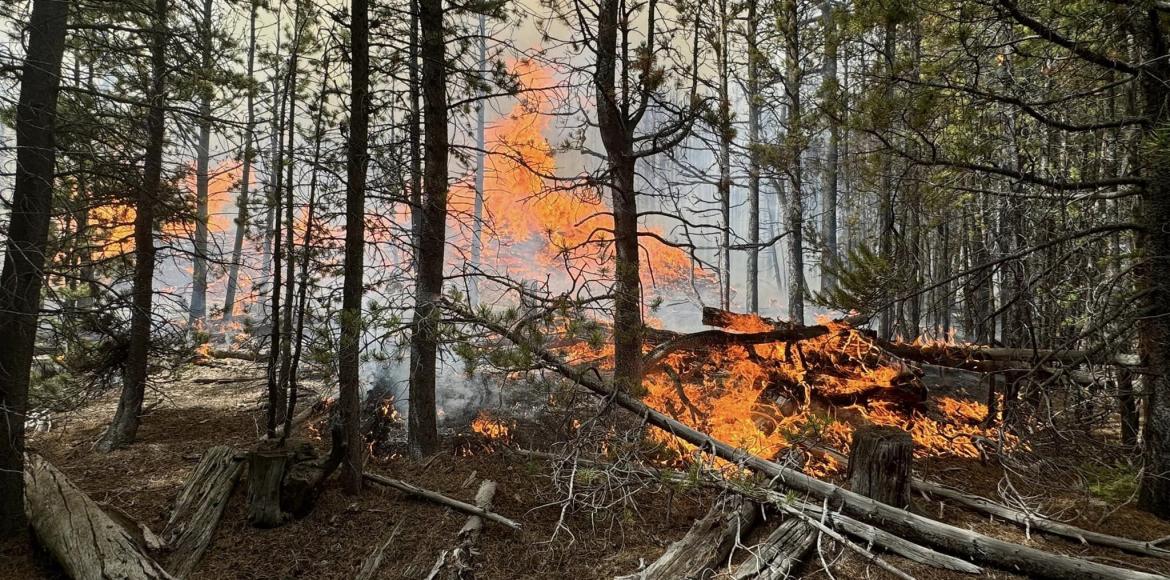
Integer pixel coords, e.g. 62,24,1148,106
5,357,1170,579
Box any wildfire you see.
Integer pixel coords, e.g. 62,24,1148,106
471,411,512,443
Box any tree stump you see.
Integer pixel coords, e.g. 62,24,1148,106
247,449,289,528
847,425,913,508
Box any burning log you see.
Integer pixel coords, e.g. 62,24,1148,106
730,518,815,580
617,495,759,580
847,426,913,509
453,303,1164,580
162,446,244,578
24,454,174,580
642,326,830,373
425,480,498,580
880,341,1141,370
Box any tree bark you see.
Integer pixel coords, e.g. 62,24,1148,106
162,446,243,578
620,495,758,580
731,518,814,580
408,0,448,458
339,0,370,491
0,0,68,538
99,0,169,451
847,425,913,509
745,0,761,313
188,0,213,328
782,0,804,325
819,0,839,295
24,454,174,579
222,0,258,323
246,449,288,528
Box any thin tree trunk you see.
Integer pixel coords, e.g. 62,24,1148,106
409,0,449,458
277,7,304,422
717,0,732,312
339,0,370,492
0,0,68,537
877,16,897,339
222,0,258,323
745,0,761,313
783,0,804,325
189,0,213,328
408,0,422,250
99,0,168,452
470,11,486,308
819,0,838,294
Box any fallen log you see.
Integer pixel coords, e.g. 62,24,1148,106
618,495,759,580
355,521,403,580
451,303,1165,580
642,326,829,373
24,454,175,580
363,471,521,530
731,518,815,580
425,480,498,580
162,446,244,578
771,500,916,580
882,342,1141,369
816,445,1170,561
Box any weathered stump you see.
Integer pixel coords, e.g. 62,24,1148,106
847,425,913,508
247,448,289,528
731,518,816,580
619,495,759,580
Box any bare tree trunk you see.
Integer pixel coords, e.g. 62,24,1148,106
0,0,67,537
470,11,486,308
99,0,169,451
222,0,258,323
189,0,213,328
783,0,804,325
409,0,449,458
408,0,422,249
819,0,839,294
339,0,370,491
745,0,761,313
877,17,896,339
717,0,732,312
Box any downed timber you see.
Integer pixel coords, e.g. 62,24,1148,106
450,304,1166,580
731,518,815,580
425,480,498,580
643,326,829,373
23,454,175,580
355,521,403,580
816,445,1170,561
618,495,759,580
162,446,244,578
772,499,916,580
882,342,1141,369
363,471,521,530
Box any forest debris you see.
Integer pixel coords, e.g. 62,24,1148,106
363,471,521,530
24,454,175,580
617,495,759,580
731,518,815,580
162,446,244,577
355,521,403,580
425,480,498,580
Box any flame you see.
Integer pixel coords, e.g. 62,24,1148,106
471,410,512,443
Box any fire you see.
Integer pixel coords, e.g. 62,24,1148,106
471,411,512,442
449,60,704,293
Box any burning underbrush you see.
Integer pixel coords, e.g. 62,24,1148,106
552,309,1017,476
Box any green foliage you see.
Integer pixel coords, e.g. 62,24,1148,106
1084,463,1140,504
811,244,905,317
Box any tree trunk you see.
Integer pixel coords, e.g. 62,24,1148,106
189,0,213,328
99,0,169,451
469,11,487,308
408,0,448,458
783,0,804,325
717,0,732,312
246,449,288,528
847,425,913,509
1137,12,1170,518
745,0,761,314
222,0,258,323
162,446,243,578
877,16,897,340
339,0,370,491
24,455,174,579
819,0,839,295
0,0,67,537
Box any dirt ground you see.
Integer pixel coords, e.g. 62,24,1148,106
4,357,1170,579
